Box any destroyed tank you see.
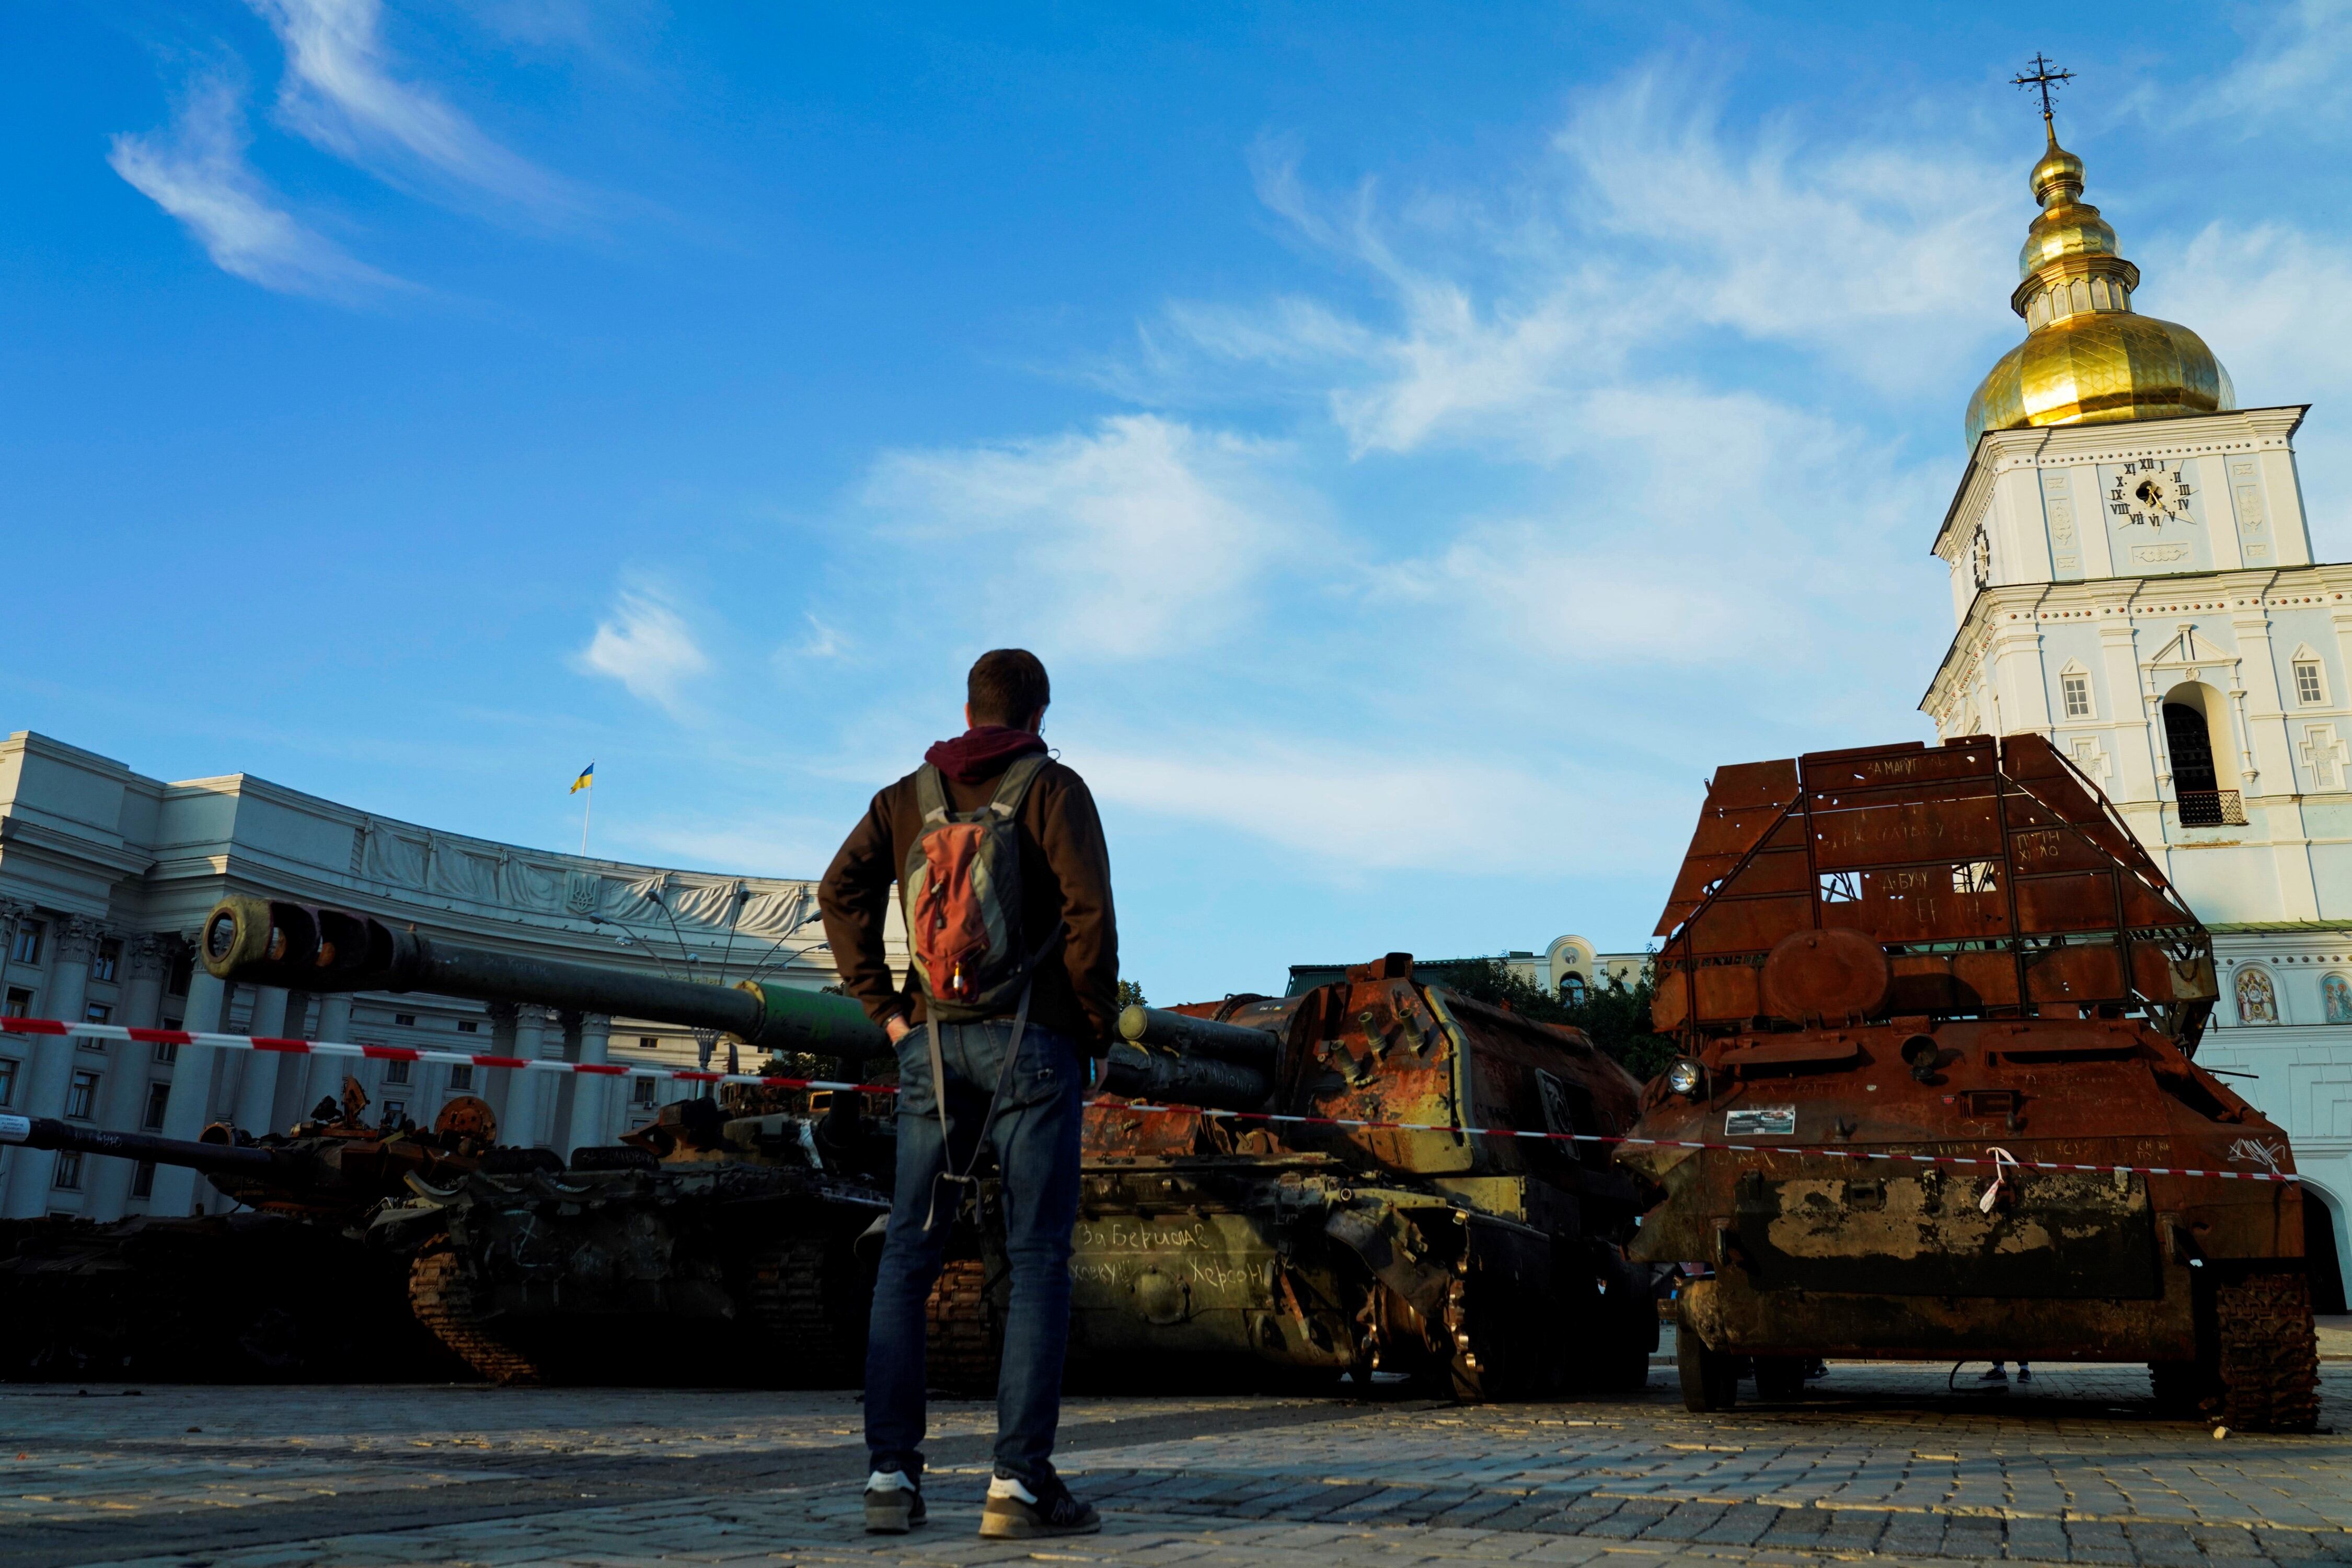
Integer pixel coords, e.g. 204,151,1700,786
1623,734,2320,1431
0,1088,491,1379
198,894,898,1386
941,955,1658,1400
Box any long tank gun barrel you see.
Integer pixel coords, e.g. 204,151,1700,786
0,1113,291,1180
200,897,885,1059
1100,1005,1277,1111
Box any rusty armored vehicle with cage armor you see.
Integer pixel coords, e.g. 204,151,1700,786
1621,734,2319,1429
195,894,902,1386
932,955,1659,1401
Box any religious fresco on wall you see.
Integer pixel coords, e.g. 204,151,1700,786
2326,972,2352,1025
2236,965,2279,1024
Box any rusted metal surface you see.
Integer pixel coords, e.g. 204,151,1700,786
1027,954,1657,1400
1626,734,2317,1429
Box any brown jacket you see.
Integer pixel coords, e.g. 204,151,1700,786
819,755,1119,1050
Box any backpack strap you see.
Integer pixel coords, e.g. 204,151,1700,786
985,752,1050,820
914,763,952,825
921,978,1033,1232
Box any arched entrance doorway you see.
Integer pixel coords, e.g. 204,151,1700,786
2308,1184,2349,1315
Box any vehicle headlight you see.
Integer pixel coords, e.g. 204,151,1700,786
1665,1058,1704,1098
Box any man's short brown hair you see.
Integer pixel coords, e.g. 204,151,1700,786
969,649,1051,728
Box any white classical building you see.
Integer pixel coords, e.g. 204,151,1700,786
1920,117,2352,1307
0,730,885,1223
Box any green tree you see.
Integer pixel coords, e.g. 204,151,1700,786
1442,954,1677,1084
1115,978,1147,1011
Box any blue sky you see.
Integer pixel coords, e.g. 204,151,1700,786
6,3,2350,1001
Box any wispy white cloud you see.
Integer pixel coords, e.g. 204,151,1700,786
861,414,1316,659
249,0,586,219
1154,71,2013,460
2198,0,2352,128
1083,738,1681,877
574,589,712,713
107,73,403,299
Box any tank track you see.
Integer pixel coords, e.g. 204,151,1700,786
2215,1272,2320,1433
925,1258,1001,1398
408,1249,542,1386
746,1237,862,1387
2147,1271,2321,1432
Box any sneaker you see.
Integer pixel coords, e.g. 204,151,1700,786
864,1470,926,1535
1980,1365,2009,1383
2016,1365,2032,1382
979,1469,1101,1539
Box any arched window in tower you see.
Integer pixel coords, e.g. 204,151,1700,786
2164,699,2234,825
2235,965,2278,1025
2325,972,2352,1025
1560,973,1588,1007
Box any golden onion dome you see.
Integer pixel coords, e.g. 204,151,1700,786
1964,122,2233,451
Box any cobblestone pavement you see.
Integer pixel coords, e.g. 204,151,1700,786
4,1363,2348,1568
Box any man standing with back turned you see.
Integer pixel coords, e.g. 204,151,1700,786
820,649,1117,1540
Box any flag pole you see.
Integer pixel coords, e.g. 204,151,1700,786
581,778,593,858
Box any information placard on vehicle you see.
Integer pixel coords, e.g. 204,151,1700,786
1724,1106,1796,1136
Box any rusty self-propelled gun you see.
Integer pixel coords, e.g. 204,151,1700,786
197,894,899,1386
941,955,1659,1401
1623,734,2320,1429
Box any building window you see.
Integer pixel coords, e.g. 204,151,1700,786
640,1036,660,1052
457,1019,479,1034
10,921,43,965
52,1152,83,1191
2326,973,2352,1025
91,940,121,983
384,1058,411,1085
633,1077,658,1106
166,950,192,997
383,1099,407,1125
143,1081,171,1130
394,1013,417,1028
131,1161,155,1198
4,987,31,1019
0,1057,16,1106
2061,673,2092,719
153,1037,178,1064
2296,661,2327,705
64,1069,101,1120
80,1002,112,1048
2235,966,2279,1025
448,1065,475,1091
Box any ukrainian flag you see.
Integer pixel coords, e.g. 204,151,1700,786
570,762,595,794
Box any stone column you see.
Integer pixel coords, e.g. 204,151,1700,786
88,937,169,1219
304,994,358,1113
499,1004,551,1148
230,985,292,1136
150,966,230,1216
560,1011,612,1159
3,917,105,1219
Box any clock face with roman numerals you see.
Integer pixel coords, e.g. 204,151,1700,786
2107,458,2195,530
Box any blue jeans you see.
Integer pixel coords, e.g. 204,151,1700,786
866,1017,1085,1486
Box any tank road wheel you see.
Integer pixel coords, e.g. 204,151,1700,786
1676,1320,1737,1412
2214,1272,2321,1433
925,1258,1003,1398
407,1249,541,1386
1753,1355,1806,1401
747,1236,869,1388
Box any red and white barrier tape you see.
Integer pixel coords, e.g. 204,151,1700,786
0,1016,2298,1185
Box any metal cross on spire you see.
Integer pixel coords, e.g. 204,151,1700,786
2012,53,2075,126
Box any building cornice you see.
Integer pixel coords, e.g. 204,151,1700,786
1918,560,2352,714
1931,405,2312,561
